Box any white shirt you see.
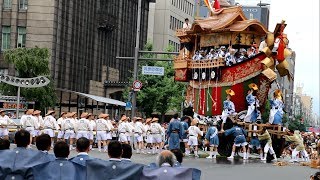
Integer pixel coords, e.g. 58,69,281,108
89,120,96,131
0,115,15,127
61,118,76,130
21,115,39,129
134,121,146,134
95,118,109,131
183,22,192,29
188,125,203,137
118,121,132,133
75,118,91,131
150,122,164,134
34,115,43,129
42,115,59,130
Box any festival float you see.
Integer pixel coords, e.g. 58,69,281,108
174,3,293,157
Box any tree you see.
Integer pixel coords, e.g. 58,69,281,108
288,114,307,132
0,47,57,112
124,43,185,120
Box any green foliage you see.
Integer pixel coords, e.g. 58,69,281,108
123,43,185,118
261,99,270,123
288,114,307,132
0,47,57,111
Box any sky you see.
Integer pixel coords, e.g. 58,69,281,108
235,0,320,115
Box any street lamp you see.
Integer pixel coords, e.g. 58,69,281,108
0,74,50,118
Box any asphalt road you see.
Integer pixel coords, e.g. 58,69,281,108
6,144,318,180
69,149,317,180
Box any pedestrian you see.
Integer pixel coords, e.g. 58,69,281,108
57,112,67,141
0,138,10,150
121,143,133,163
36,134,56,161
75,112,91,139
31,141,85,180
285,130,310,162
257,127,277,161
205,121,219,159
167,114,184,150
186,118,203,158
61,112,76,150
70,137,93,166
134,117,146,154
95,113,111,152
0,109,16,140
224,122,248,159
150,117,165,154
42,110,59,148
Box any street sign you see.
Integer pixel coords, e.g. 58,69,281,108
142,66,164,76
125,101,132,110
132,80,142,91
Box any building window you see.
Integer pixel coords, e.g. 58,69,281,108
19,0,27,10
3,0,12,9
17,27,26,48
2,26,11,50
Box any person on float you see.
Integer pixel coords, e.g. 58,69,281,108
268,89,284,125
205,121,219,159
220,89,236,131
244,83,260,123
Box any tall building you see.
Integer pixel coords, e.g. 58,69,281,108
147,0,195,52
293,84,314,125
0,0,154,115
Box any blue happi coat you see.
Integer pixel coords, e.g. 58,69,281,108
268,98,284,125
167,119,183,150
205,126,219,146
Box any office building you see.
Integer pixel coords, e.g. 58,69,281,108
148,0,195,52
0,0,154,114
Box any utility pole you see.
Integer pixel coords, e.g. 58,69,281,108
131,0,142,119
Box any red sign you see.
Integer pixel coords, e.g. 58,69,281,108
132,80,142,91
2,102,26,109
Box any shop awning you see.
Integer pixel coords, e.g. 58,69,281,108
57,88,126,107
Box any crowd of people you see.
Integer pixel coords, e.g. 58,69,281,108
0,130,200,179
192,43,259,66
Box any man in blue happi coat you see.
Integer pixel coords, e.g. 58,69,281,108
0,130,52,180
224,123,248,160
36,134,56,161
30,141,86,180
167,113,184,150
69,137,93,166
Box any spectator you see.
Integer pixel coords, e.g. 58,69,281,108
311,172,320,180
0,138,10,150
156,150,176,167
31,141,85,180
121,143,133,163
171,149,183,167
70,137,93,166
183,18,192,29
108,140,122,161
0,130,47,179
36,134,55,161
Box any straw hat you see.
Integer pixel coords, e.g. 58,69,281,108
87,113,93,117
60,112,67,116
248,83,258,90
151,118,159,122
45,110,55,116
69,112,77,117
145,118,152,124
225,89,235,96
98,113,108,119
120,116,127,121
0,109,6,113
33,110,41,115
26,109,34,115
191,118,198,126
80,112,89,118
136,117,143,121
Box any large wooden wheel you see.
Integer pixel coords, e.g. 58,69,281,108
217,117,235,157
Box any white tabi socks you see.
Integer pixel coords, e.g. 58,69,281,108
228,151,235,159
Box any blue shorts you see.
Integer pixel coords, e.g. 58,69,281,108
234,135,247,147
249,137,261,149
